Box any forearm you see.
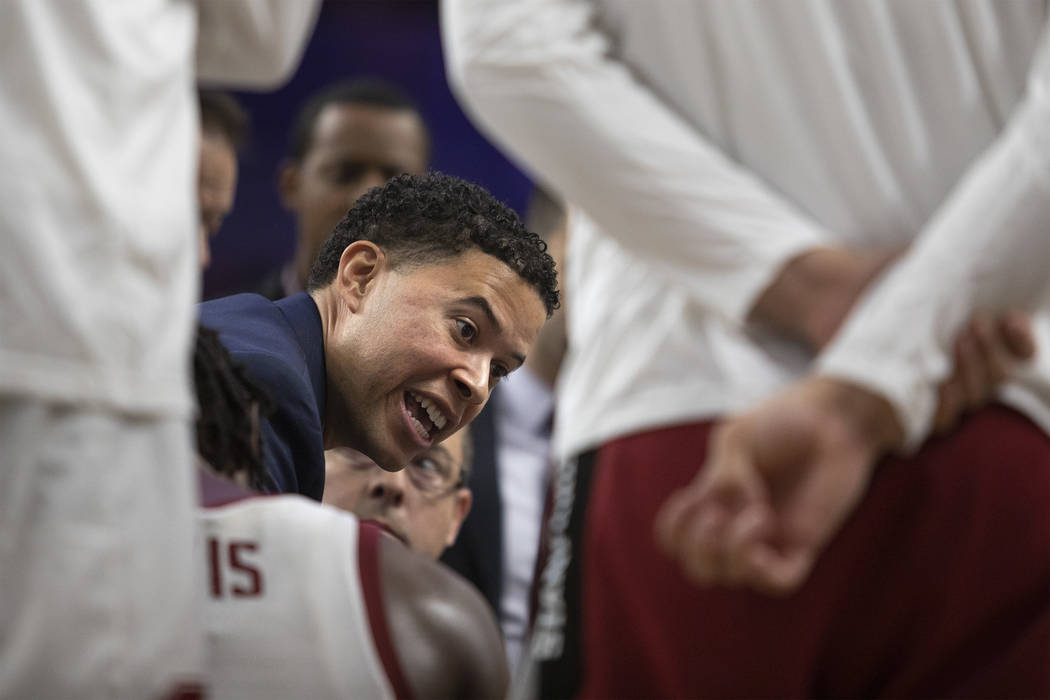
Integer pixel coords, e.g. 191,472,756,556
807,376,904,455
196,0,320,90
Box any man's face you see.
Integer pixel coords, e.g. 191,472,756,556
198,131,238,269
280,103,428,278
322,429,471,559
325,246,547,472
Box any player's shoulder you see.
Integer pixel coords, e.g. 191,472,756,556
377,532,507,684
247,493,358,527
204,490,357,536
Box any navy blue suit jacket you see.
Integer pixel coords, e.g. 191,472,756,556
199,293,327,500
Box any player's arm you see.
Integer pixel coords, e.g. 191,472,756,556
813,22,1050,448
379,534,509,699
443,0,831,327
657,29,1050,591
196,0,320,90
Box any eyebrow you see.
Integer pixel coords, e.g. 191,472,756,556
456,296,526,368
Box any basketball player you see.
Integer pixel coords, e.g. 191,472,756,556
0,2,318,696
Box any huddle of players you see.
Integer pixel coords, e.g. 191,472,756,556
194,80,556,698
193,326,506,698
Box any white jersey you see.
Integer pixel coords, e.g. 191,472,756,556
444,0,1050,455
199,472,407,699
0,0,319,418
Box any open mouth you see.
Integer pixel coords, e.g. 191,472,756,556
402,390,448,445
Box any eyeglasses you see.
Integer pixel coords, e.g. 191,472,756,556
405,451,465,497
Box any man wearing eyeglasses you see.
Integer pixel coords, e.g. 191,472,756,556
323,428,472,559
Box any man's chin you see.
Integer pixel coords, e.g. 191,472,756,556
373,440,416,472
357,434,411,472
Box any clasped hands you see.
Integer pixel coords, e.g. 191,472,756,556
654,247,1035,595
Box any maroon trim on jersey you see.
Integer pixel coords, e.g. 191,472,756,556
359,522,414,700
198,468,269,508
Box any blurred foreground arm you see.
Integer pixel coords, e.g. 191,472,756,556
657,22,1050,595
196,0,320,89
443,0,830,325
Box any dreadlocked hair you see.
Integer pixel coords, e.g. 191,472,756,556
194,324,274,488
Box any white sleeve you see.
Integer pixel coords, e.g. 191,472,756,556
441,0,829,324
817,28,1050,448
195,0,320,90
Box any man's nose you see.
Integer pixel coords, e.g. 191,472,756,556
367,471,407,507
451,357,490,406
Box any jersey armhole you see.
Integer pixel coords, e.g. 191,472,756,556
358,522,414,700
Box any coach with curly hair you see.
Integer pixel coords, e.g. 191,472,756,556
199,172,559,500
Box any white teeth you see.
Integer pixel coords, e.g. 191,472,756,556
409,415,430,441
425,403,447,430
411,392,447,431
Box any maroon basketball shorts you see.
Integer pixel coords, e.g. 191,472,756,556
529,404,1050,699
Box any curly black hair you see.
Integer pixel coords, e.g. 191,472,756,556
194,325,274,488
305,172,560,317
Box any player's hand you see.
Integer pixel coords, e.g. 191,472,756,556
932,311,1034,434
654,377,901,595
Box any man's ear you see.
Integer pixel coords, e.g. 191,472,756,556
337,241,384,312
445,489,473,548
276,160,301,210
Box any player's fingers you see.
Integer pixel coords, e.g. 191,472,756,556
932,381,960,435
678,504,736,585
934,328,972,434
975,315,1009,376
721,507,772,586
998,310,1035,360
745,543,816,596
955,324,985,409
654,485,702,557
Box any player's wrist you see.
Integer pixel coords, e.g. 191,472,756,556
749,248,855,349
808,376,904,455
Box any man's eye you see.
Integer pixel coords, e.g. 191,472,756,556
456,319,477,341
491,364,509,382
333,163,366,183
414,456,440,474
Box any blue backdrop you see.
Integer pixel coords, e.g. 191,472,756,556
203,0,532,299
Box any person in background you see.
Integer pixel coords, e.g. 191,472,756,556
198,89,248,270
0,1,318,696
324,427,473,560
253,77,430,300
193,324,508,699
441,186,568,673
444,1,1050,697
